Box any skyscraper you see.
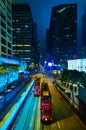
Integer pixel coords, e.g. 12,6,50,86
32,23,40,64
82,6,86,58
12,3,39,65
46,29,51,60
0,0,12,58
47,4,77,66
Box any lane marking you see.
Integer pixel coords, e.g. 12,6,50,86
37,98,40,130
0,104,16,127
21,92,25,96
57,121,61,129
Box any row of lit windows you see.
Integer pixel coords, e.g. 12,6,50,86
13,30,30,34
12,19,32,23
21,58,31,60
12,26,29,31
12,44,30,46
12,19,19,22
13,50,31,52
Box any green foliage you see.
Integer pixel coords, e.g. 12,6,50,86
26,64,39,73
0,64,19,75
79,73,86,87
60,69,86,87
61,69,70,82
0,65,6,74
26,66,34,72
8,65,19,70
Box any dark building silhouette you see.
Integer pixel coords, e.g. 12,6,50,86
82,6,86,58
46,29,51,60
32,23,40,64
46,4,77,66
12,3,40,65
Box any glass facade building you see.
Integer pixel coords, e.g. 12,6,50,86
47,4,77,66
0,0,12,58
82,7,86,58
68,58,86,72
12,3,38,65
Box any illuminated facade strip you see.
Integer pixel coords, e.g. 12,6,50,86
68,58,86,72
12,44,31,46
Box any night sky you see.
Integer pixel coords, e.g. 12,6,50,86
12,0,86,59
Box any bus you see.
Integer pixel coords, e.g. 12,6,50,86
40,82,52,110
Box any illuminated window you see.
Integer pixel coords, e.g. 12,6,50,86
23,44,30,46
16,28,21,30
16,31,20,33
16,19,19,22
25,25,29,28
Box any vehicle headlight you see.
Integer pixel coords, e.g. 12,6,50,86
45,118,47,121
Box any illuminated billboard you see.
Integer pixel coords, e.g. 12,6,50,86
48,62,53,67
67,58,86,72
47,60,54,70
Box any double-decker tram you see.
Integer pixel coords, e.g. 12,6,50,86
34,76,40,96
41,110,52,123
40,82,52,110
40,81,52,123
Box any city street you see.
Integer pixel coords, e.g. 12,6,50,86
3,75,85,130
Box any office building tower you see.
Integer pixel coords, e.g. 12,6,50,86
46,29,51,61
82,7,86,58
48,4,77,66
12,3,39,65
32,23,40,64
0,0,12,58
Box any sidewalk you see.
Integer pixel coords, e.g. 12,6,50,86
0,78,27,121
0,78,22,95
53,80,86,125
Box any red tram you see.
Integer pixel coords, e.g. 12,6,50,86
40,82,52,122
41,110,52,123
40,82,52,110
34,77,40,96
